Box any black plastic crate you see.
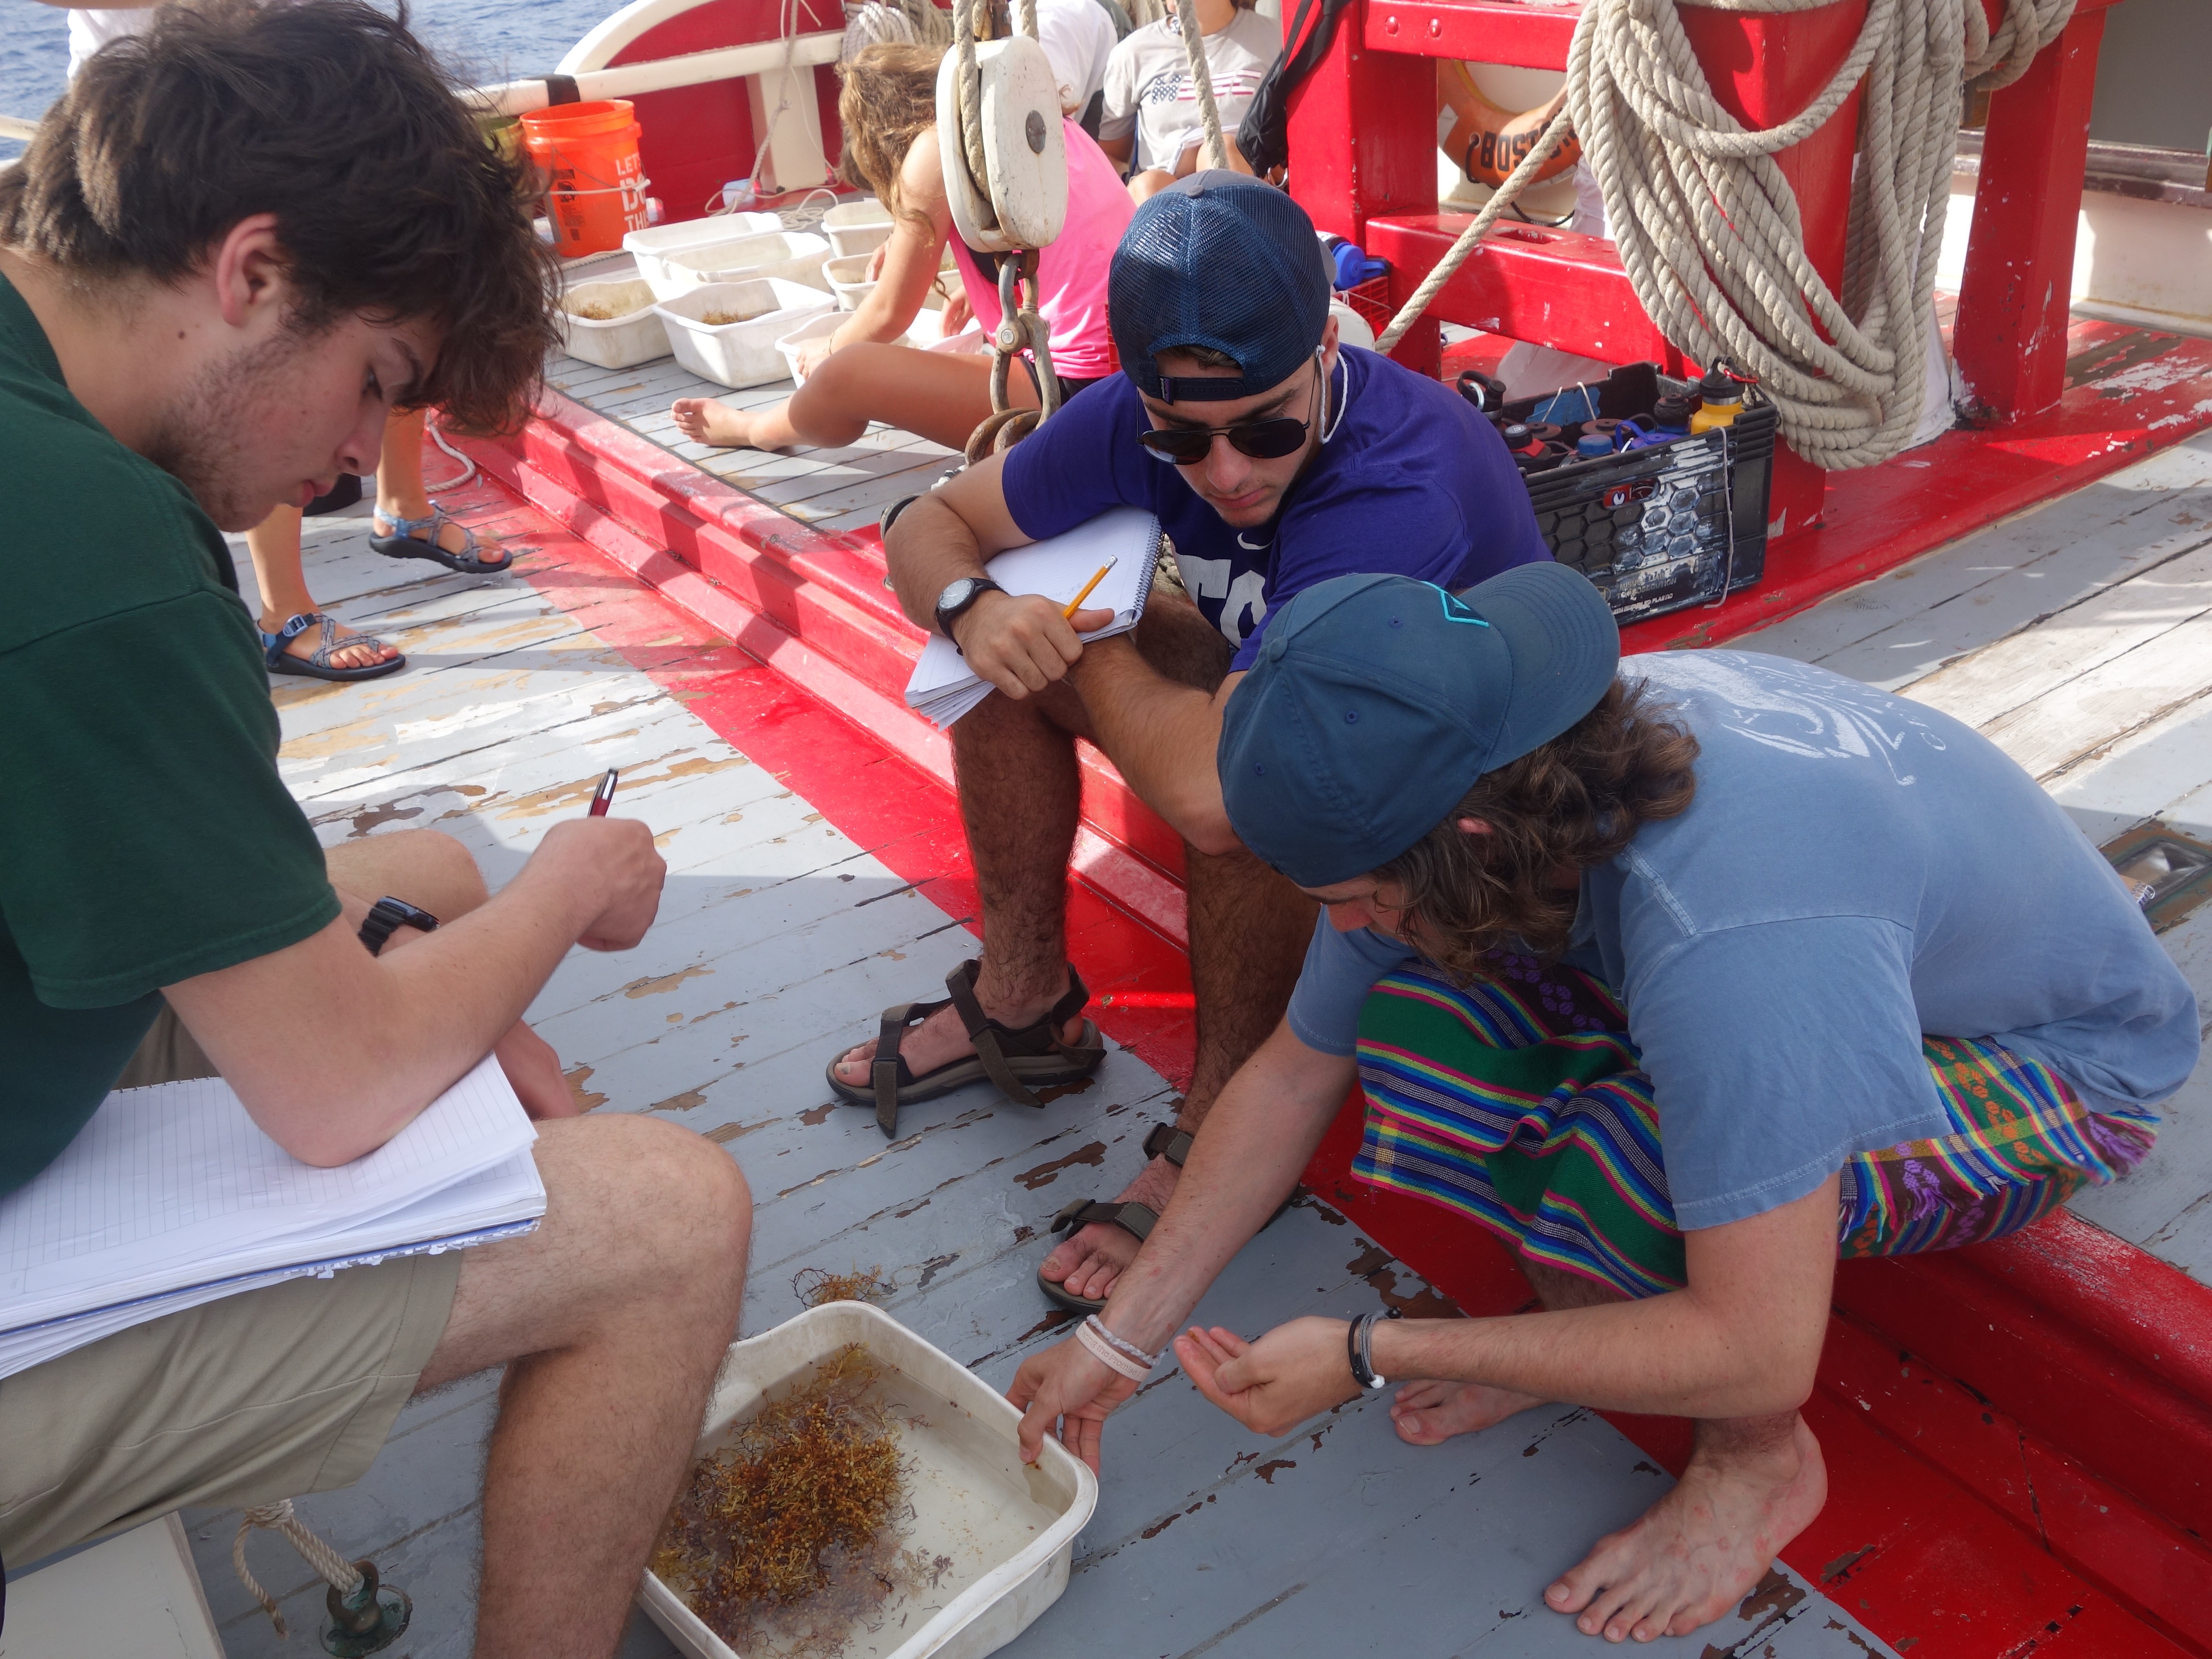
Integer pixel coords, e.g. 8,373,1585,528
1488,363,1776,627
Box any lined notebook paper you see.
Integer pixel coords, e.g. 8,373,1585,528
905,507,1162,728
0,1056,543,1380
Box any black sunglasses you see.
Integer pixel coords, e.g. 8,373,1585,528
1136,358,1323,465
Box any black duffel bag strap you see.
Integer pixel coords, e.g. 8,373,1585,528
1236,0,1357,179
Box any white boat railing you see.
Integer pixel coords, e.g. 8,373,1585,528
472,33,842,117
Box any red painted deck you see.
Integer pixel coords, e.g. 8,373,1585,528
438,325,2212,1647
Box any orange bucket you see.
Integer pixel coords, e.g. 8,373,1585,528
522,99,648,257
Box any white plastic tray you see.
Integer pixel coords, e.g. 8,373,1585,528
642,230,833,301
558,277,671,369
774,309,846,385
822,199,895,259
639,1301,1096,1659
624,212,782,284
656,279,835,389
824,251,877,311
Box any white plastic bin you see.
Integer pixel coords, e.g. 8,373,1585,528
558,277,671,369
824,251,877,310
774,309,845,385
656,280,835,389
624,212,781,291
643,230,832,301
822,198,895,259
638,1301,1096,1659
823,247,959,314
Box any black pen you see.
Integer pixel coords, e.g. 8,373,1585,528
588,769,619,817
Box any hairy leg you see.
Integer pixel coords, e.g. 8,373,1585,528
672,344,1027,454
417,1112,752,1659
830,679,1087,1089
1389,1257,1618,1444
243,503,398,670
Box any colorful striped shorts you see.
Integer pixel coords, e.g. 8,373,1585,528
1352,955,2158,1300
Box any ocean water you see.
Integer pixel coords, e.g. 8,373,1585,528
1,0,625,160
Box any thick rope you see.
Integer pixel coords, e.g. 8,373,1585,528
952,0,999,238
1376,106,1578,354
1175,0,1232,172
233,1500,364,1639
1377,0,2075,470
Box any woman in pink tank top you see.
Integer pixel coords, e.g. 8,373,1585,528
672,44,1133,457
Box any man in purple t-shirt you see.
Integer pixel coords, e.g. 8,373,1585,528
829,175,1546,1310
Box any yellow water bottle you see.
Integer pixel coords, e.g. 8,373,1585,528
1689,366,1743,434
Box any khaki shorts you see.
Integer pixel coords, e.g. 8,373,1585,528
0,1004,463,1566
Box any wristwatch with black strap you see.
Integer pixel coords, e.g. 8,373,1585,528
358,895,440,957
933,575,1005,653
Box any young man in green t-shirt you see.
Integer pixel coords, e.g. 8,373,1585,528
0,5,754,1651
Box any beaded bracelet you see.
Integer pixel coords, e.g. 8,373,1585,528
1076,1315,1161,1382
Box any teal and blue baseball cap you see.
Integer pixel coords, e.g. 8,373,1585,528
1218,565,1621,886
1109,172,1330,404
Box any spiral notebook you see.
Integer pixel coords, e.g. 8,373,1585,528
904,507,1162,728
0,1055,543,1381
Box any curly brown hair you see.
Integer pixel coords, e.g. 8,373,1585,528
1371,679,1700,975
836,43,945,228
0,0,558,435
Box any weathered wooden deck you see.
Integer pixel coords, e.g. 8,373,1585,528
542,248,960,540
176,480,1897,1658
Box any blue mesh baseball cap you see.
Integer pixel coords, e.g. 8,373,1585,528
1109,173,1330,404
1218,565,1621,887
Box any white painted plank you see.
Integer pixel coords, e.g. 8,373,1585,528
1899,540,2212,730
1737,434,2212,684
2045,693,2212,844
1976,608,2212,779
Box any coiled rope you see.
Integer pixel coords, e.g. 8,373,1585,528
232,1500,362,1638
1377,0,2075,469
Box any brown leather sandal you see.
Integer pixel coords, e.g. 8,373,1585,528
825,958,1106,1138
1038,1123,1298,1314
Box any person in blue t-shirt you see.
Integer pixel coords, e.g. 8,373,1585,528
828,174,1548,1313
1004,566,2196,1646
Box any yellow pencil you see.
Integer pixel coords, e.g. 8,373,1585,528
1062,557,1117,620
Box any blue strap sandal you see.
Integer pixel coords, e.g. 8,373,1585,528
260,612,407,682
369,504,512,574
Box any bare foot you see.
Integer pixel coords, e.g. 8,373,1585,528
1544,1415,1828,1644
1040,1152,1180,1304
1388,1378,1550,1445
671,397,764,449
258,609,397,672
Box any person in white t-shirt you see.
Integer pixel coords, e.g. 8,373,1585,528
1031,0,1119,134
1098,0,1280,200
